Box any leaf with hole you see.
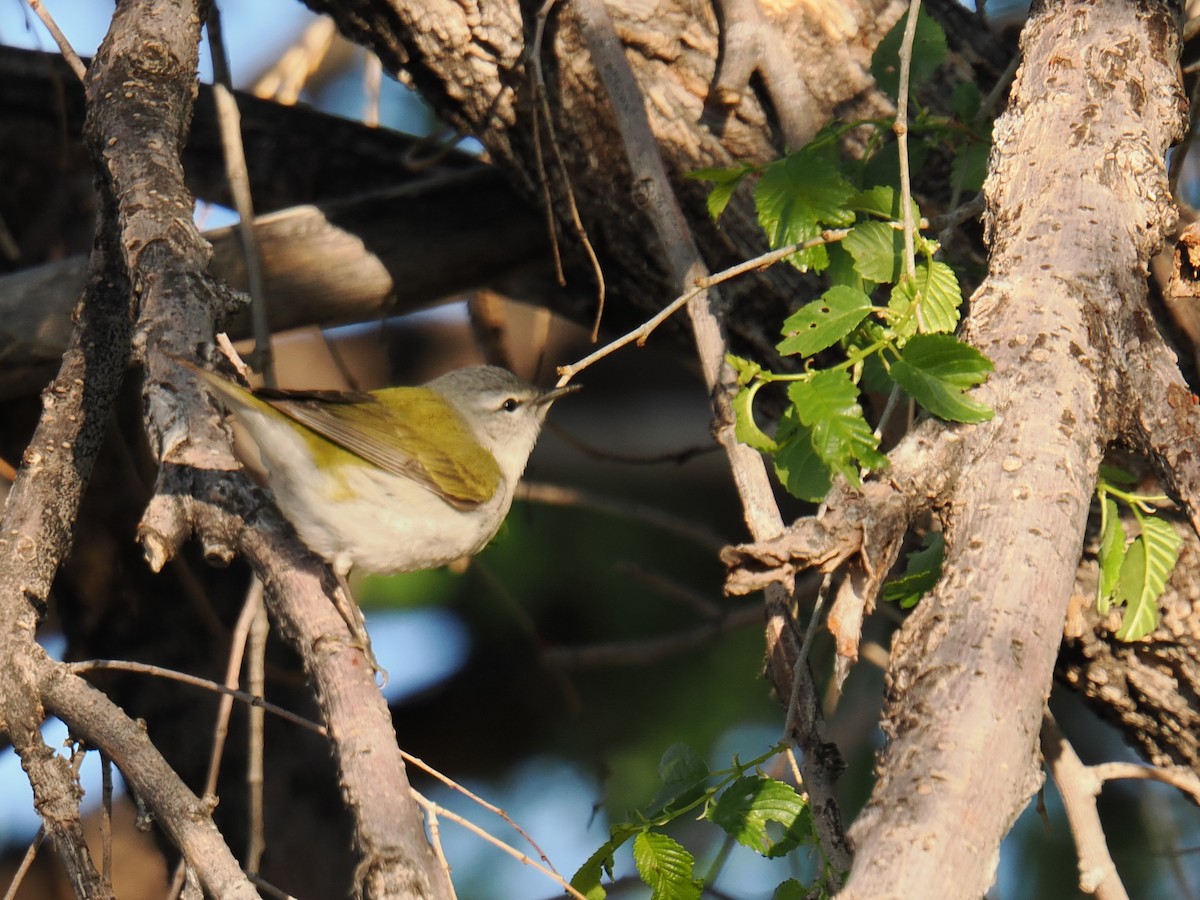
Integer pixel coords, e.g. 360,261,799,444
706,776,812,859
777,286,874,357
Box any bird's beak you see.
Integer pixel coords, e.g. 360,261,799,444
537,383,582,406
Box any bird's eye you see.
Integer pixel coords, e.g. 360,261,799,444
501,398,520,412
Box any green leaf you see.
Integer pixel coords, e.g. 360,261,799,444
777,286,875,357
843,221,903,283
726,353,763,386
732,383,778,453
951,140,990,196
632,832,702,900
889,333,994,423
689,164,753,221
773,881,808,900
1113,516,1182,641
1098,464,1138,486
952,81,983,121
825,242,866,291
754,148,855,272
648,744,710,817
871,8,948,99
848,186,921,224
788,370,888,484
890,260,963,334
570,842,617,900
1096,497,1125,614
706,776,812,859
773,408,833,502
882,532,945,608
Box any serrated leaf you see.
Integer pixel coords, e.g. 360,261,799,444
882,532,945,608
871,8,948,99
1096,497,1125,614
773,408,833,502
706,776,812,859
788,371,888,484
1113,516,1182,641
570,842,616,900
632,832,702,900
754,149,855,272
777,286,874,357
732,383,778,453
891,260,962,334
890,334,994,423
843,221,903,283
648,744,710,817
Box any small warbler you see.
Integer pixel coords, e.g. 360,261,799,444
184,359,578,577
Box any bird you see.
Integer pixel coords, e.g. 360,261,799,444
182,359,579,578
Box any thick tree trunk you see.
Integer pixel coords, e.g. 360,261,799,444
840,2,1185,895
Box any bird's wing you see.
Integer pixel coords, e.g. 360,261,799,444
266,387,502,508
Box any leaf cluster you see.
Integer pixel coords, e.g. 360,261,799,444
570,744,837,899
694,12,995,506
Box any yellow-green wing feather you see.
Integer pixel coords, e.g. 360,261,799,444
269,387,501,507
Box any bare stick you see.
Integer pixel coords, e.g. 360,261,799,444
557,229,851,384
207,4,274,384
0,830,44,900
246,588,269,872
26,0,86,80
1090,762,1200,805
410,791,586,900
894,0,922,280
71,659,325,735
1041,714,1130,900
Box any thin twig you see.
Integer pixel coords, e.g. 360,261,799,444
1041,713,1130,900
1090,762,1200,805
784,573,831,739
556,228,851,384
516,481,728,552
1,830,44,900
69,659,325,736
894,0,922,281
247,584,269,873
531,0,606,338
401,752,561,876
544,602,764,668
410,790,586,900
203,582,259,798
26,0,86,80
207,4,274,385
